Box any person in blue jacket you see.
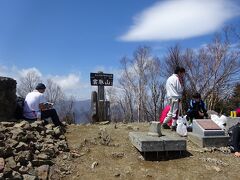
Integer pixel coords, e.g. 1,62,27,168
186,92,208,123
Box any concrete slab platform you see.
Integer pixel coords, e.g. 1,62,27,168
192,120,225,136
129,132,186,152
188,132,229,148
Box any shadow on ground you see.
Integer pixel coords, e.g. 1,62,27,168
140,150,193,161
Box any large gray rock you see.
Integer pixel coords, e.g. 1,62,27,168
0,76,17,121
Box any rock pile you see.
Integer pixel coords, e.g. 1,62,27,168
0,120,69,180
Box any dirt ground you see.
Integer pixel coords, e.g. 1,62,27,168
54,122,240,180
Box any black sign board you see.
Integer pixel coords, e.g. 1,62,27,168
90,73,113,86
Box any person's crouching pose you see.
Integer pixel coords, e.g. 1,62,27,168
23,83,64,127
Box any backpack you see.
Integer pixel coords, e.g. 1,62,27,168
15,96,25,119
227,122,240,152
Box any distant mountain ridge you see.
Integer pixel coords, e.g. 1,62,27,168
73,99,91,124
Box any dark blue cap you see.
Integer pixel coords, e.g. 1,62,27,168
36,83,46,90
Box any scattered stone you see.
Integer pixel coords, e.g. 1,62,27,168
12,170,22,179
63,155,68,160
127,125,133,130
91,161,98,169
99,121,110,125
37,153,49,160
22,174,36,180
19,166,29,174
200,157,229,166
138,155,144,161
14,121,30,129
98,129,111,146
114,173,121,177
5,157,16,170
0,158,5,172
146,174,153,178
212,166,221,172
71,152,83,158
111,152,125,159
49,166,61,180
133,126,139,131
1,122,14,127
37,165,49,180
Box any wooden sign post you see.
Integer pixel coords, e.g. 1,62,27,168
90,71,113,122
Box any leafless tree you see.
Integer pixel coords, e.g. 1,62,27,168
44,79,76,123
45,79,65,104
17,71,42,97
163,44,184,77
117,47,166,122
182,34,240,110
56,95,76,124
162,29,240,112
145,58,165,121
118,65,135,122
106,87,125,122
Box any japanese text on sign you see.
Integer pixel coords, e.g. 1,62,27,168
90,73,113,86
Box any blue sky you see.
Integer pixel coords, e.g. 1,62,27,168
0,0,239,100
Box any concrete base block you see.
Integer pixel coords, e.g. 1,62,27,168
129,132,186,152
192,120,225,136
188,132,229,148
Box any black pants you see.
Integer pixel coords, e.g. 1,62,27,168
41,109,62,127
186,110,208,122
232,126,240,152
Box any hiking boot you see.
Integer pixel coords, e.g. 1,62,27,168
171,126,177,131
162,123,170,129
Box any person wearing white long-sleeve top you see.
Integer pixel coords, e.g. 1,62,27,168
162,66,185,130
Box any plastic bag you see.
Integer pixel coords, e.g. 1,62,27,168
210,114,227,130
176,116,188,136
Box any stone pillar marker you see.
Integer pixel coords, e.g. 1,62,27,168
148,121,162,137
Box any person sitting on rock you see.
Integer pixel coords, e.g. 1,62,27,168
186,92,208,123
23,83,64,127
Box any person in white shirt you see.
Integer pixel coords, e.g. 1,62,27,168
23,83,63,127
162,66,185,130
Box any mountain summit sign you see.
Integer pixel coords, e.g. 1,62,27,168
90,72,113,86
90,72,113,122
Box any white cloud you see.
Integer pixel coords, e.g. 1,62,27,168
47,73,93,100
120,0,240,41
50,74,82,90
0,64,91,100
0,64,124,100
19,67,42,78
